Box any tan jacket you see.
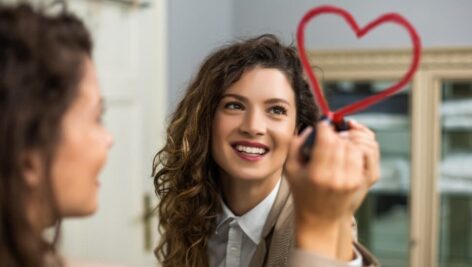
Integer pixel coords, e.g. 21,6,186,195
248,178,380,267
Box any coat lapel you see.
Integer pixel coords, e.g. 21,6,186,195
249,177,292,267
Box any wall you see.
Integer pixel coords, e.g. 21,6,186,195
233,0,472,49
167,0,233,110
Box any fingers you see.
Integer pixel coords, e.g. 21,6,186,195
309,121,337,184
287,119,378,190
351,138,380,185
286,119,372,226
348,130,378,152
348,120,375,139
311,121,336,168
349,132,379,167
311,122,365,192
344,142,364,189
331,137,346,189
346,120,380,186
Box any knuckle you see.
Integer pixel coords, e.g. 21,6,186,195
371,130,376,139
331,178,344,190
313,169,330,182
317,128,335,146
372,141,380,151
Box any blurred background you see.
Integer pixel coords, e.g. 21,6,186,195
7,0,472,266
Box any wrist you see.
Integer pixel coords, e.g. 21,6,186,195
295,217,341,259
336,221,355,261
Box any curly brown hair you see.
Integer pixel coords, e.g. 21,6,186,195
0,3,92,267
153,34,319,266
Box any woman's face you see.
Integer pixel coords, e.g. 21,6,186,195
51,58,113,217
211,67,297,184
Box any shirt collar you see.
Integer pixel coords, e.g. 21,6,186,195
216,178,282,244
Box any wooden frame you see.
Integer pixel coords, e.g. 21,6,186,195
308,47,472,267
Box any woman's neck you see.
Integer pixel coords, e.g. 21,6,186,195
27,193,55,231
220,170,282,216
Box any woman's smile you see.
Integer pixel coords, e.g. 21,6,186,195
231,140,270,162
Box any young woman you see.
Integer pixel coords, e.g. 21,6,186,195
154,34,380,266
0,4,113,267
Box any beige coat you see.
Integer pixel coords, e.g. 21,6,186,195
248,178,380,267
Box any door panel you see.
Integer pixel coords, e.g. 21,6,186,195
59,1,166,266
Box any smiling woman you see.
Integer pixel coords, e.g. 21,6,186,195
211,67,298,213
153,34,380,267
153,35,317,266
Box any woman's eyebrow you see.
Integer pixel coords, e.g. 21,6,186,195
222,94,292,106
265,98,291,106
221,93,247,102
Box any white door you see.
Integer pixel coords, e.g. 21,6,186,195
58,1,167,266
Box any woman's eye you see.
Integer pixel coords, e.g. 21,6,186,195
269,105,287,115
224,102,243,110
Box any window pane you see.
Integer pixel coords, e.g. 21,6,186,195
438,81,472,267
324,81,411,267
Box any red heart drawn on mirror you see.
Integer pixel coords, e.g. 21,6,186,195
296,5,421,123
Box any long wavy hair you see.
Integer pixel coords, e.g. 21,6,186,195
0,3,92,267
153,34,319,266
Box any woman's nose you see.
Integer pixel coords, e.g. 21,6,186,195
239,109,266,136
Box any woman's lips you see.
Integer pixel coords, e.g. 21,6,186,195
231,141,269,162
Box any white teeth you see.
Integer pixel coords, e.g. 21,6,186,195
235,145,267,155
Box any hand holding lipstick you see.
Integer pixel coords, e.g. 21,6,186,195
285,120,380,260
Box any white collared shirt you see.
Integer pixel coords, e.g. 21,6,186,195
207,178,363,267
207,179,281,267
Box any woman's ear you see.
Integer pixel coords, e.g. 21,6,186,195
22,151,43,188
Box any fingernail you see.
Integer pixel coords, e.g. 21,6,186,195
320,119,330,126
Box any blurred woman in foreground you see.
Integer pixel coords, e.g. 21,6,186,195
0,3,113,266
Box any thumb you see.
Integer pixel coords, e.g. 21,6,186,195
285,126,313,180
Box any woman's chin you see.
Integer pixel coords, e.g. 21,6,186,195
60,201,98,218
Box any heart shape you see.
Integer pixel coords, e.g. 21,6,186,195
296,5,421,123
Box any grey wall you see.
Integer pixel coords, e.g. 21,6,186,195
234,0,472,49
167,0,233,110
167,0,472,112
